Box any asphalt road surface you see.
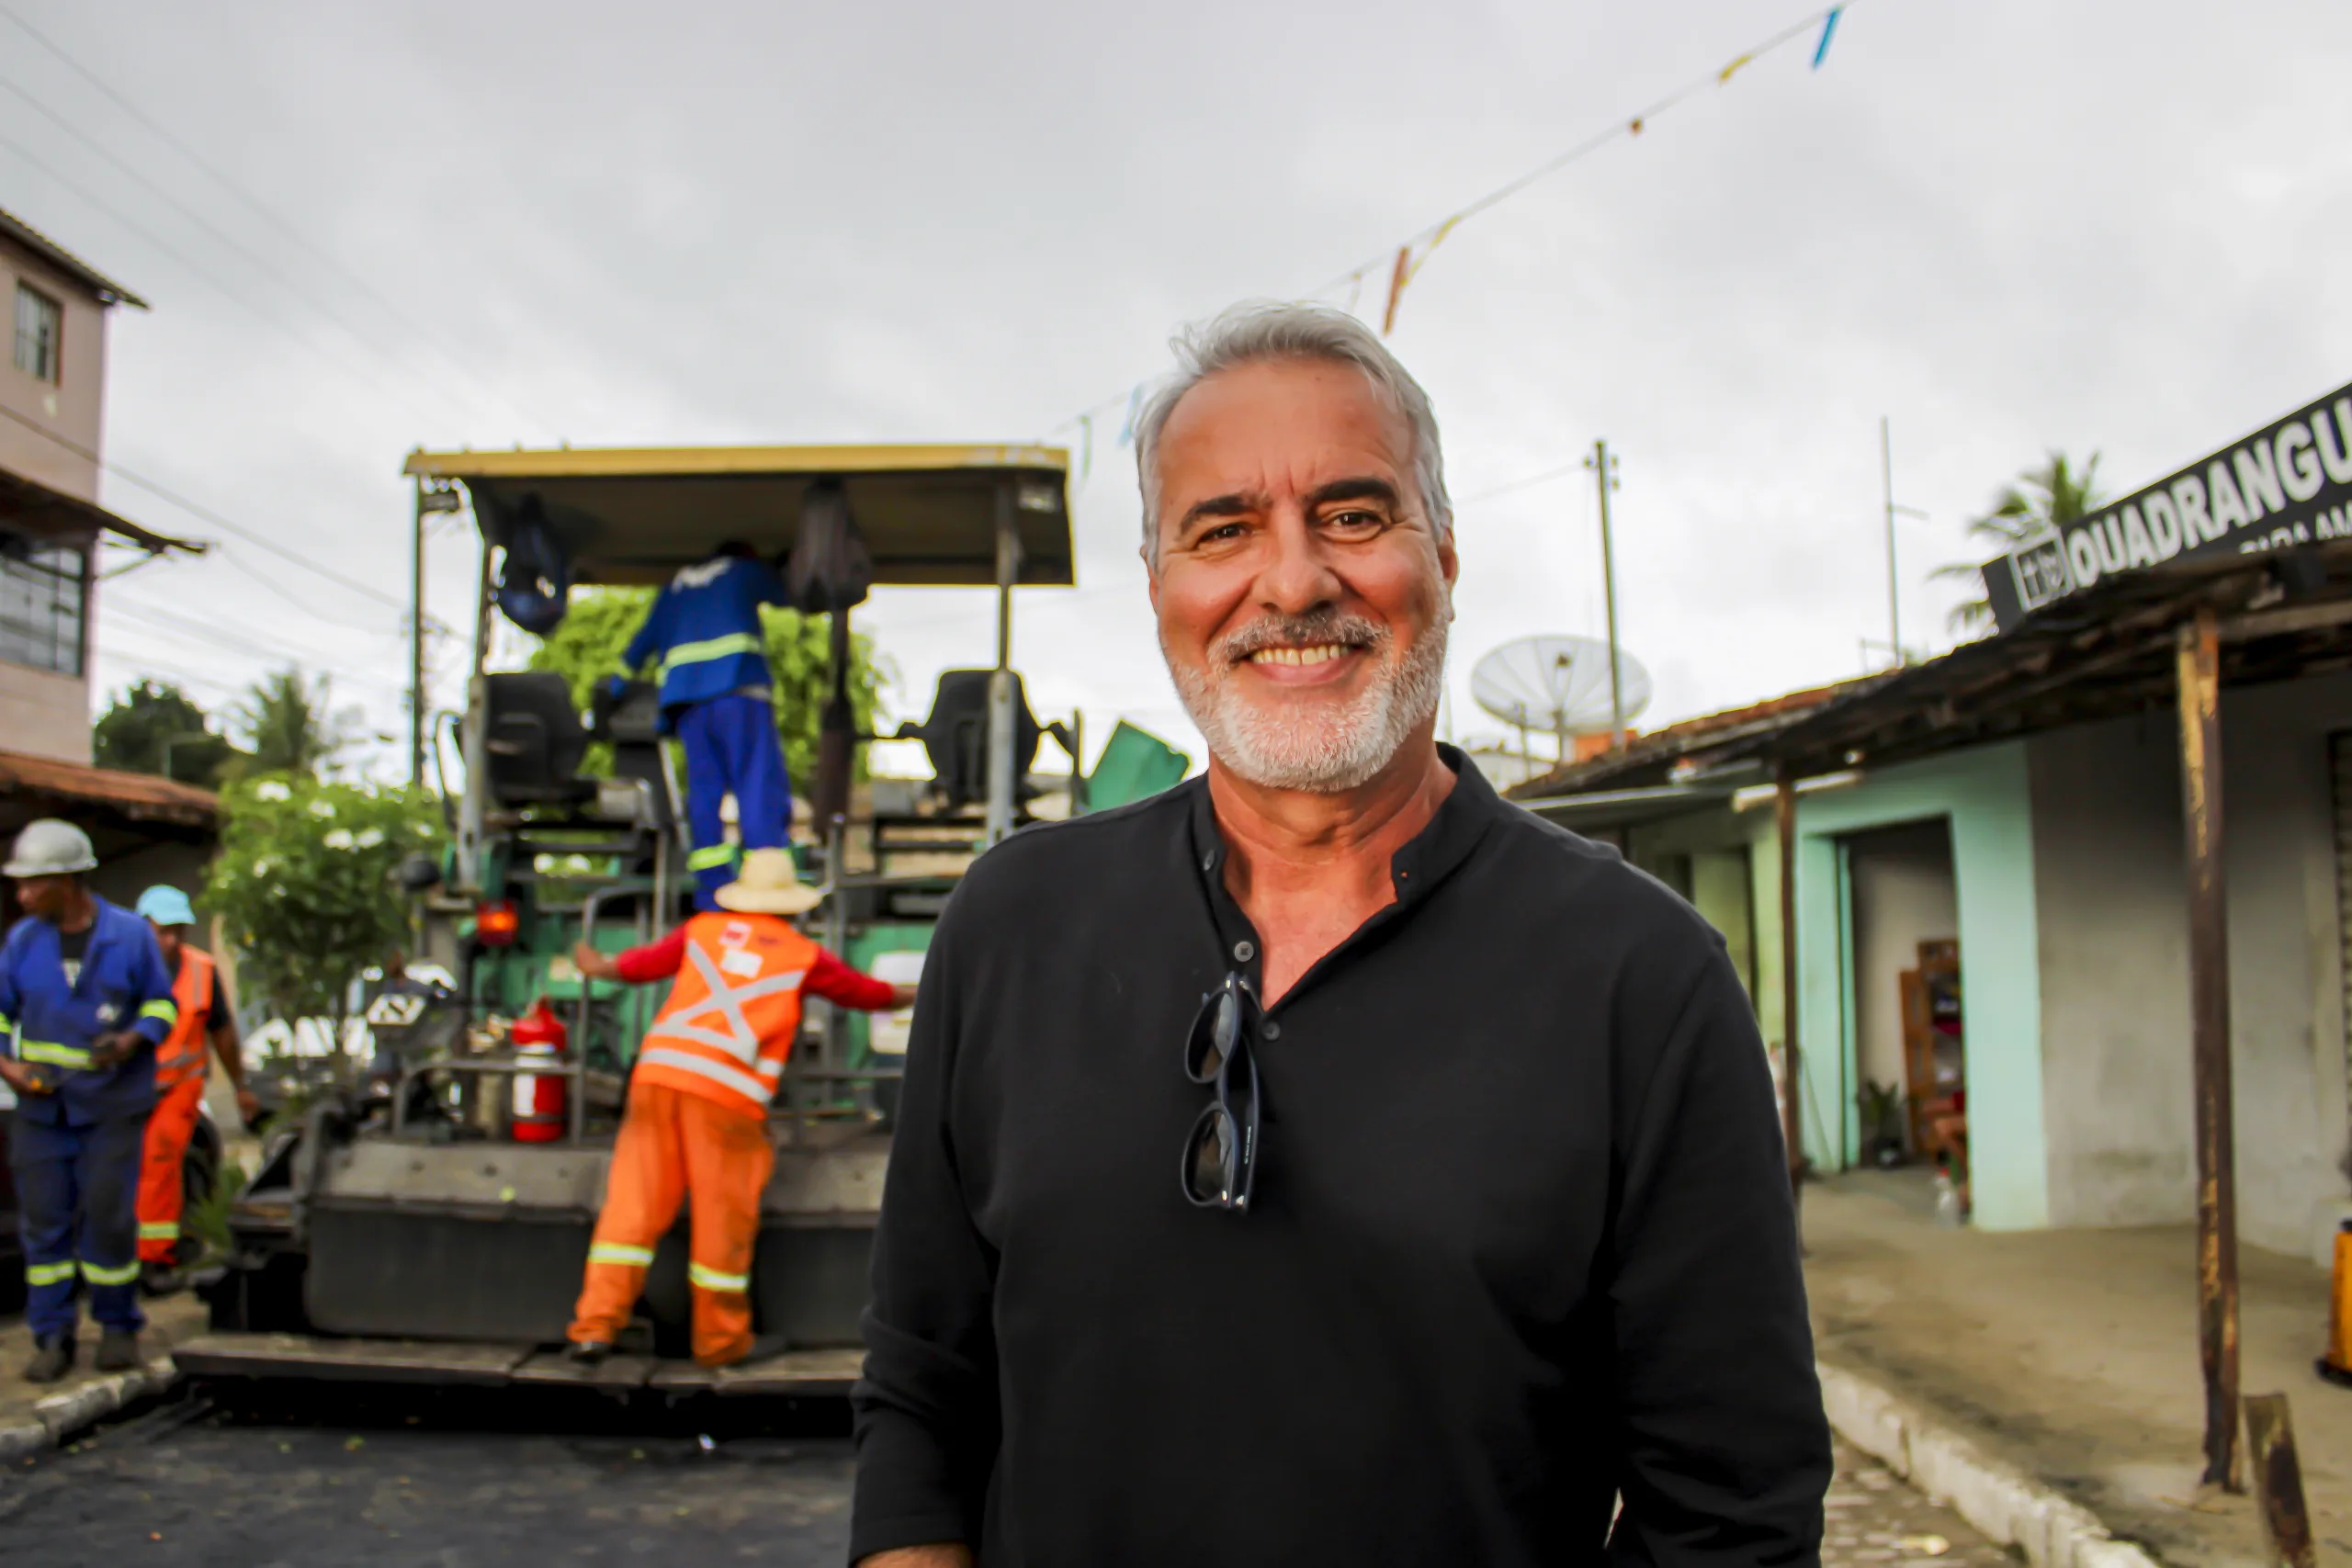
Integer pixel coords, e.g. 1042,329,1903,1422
1,1382,859,1566
2,1382,2008,1567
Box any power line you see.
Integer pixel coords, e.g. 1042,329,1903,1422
107,591,410,695
1040,2,1856,441
0,1,559,438
0,64,536,437
0,400,412,612
0,125,463,430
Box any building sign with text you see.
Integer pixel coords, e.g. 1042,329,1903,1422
1983,380,2352,632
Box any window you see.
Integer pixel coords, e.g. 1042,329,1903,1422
13,282,62,383
0,540,85,675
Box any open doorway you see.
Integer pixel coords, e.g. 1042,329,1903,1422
1842,818,1966,1217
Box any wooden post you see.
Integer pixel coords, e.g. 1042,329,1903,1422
2177,607,2242,1491
1778,772,1804,1199
2244,1393,2315,1568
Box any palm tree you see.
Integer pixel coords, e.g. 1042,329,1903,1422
232,667,356,779
1935,452,2107,634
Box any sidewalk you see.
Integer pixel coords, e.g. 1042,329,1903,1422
1804,1172,2349,1568
0,1290,206,1455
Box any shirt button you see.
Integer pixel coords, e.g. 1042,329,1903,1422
1232,940,1255,963
1261,1021,1281,1041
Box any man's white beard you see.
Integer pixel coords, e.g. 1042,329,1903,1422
1164,608,1449,793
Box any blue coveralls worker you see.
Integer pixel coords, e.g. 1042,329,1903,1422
0,818,178,1382
619,542,797,908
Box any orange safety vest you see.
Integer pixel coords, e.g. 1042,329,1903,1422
632,912,819,1120
154,946,217,1092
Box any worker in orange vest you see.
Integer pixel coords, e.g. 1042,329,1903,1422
565,848,914,1368
133,886,259,1289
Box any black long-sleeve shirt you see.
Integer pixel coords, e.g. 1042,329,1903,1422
851,750,1828,1566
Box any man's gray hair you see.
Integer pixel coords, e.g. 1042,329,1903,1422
1135,301,1453,558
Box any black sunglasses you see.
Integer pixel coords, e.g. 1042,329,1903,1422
1182,971,1261,1212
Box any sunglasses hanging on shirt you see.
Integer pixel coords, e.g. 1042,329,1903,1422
1182,971,1261,1213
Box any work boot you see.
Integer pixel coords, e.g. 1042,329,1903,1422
95,1329,141,1373
140,1260,187,1298
566,1339,612,1368
23,1336,74,1383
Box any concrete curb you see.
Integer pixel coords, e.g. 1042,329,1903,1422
1819,1361,2165,1568
0,1355,180,1463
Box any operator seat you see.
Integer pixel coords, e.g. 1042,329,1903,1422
481,673,594,807
892,669,1070,814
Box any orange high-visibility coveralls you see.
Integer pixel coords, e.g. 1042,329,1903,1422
138,946,217,1265
569,913,897,1365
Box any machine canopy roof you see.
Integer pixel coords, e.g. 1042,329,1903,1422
401,444,1074,588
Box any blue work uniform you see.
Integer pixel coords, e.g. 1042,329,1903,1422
0,898,178,1340
623,553,796,908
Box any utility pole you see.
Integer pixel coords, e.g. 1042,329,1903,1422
411,479,463,787
1878,419,1929,668
1585,440,1625,749
410,477,427,787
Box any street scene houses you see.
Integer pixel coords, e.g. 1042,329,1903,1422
1514,385,2352,1259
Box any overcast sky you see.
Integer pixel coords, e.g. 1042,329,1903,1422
7,0,2350,781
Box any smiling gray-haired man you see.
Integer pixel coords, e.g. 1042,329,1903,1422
849,303,1829,1567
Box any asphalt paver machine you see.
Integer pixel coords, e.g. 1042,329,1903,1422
185,443,1076,1394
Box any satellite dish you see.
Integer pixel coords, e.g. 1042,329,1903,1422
1471,635,1653,739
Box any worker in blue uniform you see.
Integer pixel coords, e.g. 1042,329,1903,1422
0,818,179,1382
619,540,796,908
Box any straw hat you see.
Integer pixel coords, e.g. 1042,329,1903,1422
713,847,823,915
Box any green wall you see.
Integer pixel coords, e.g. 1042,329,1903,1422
1791,742,2048,1230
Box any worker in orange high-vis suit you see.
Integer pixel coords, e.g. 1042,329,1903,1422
566,848,914,1368
132,886,259,1290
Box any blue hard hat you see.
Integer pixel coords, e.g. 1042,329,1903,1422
136,885,197,928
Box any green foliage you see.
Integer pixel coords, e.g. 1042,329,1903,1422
93,680,246,785
524,587,890,790
182,1156,249,1258
1935,452,2107,634
203,775,443,1021
232,668,360,780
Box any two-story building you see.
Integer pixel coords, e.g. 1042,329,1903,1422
1,203,189,763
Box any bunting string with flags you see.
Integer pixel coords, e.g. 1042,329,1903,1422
1039,2,1860,448
1382,216,1462,336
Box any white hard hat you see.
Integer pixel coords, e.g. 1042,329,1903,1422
5,818,97,878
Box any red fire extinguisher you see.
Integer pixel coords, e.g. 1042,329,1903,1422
510,998,568,1144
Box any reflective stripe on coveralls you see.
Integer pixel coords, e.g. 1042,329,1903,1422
686,843,740,874
660,631,764,679
588,1242,655,1267
688,1261,750,1292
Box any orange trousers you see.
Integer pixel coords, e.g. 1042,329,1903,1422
569,1080,775,1366
138,1075,207,1264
